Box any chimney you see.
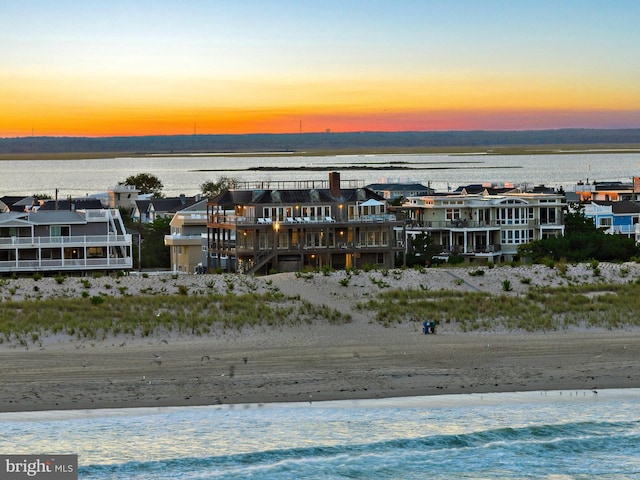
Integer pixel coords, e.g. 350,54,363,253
329,171,341,198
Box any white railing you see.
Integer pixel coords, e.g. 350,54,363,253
605,225,637,235
0,234,131,248
0,257,133,272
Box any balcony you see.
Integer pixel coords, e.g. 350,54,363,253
164,234,205,246
0,257,133,272
209,214,399,226
408,219,563,229
0,234,131,249
408,220,500,229
176,213,208,225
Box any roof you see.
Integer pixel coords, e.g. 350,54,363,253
0,212,30,226
209,187,385,208
38,198,104,210
174,198,208,213
365,183,431,192
28,211,87,224
593,200,640,214
0,196,34,211
593,181,633,190
134,199,152,211
148,197,197,213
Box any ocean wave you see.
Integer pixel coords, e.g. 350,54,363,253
79,419,640,479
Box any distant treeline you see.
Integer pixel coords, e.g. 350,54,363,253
1,129,640,155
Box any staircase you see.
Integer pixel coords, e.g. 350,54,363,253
243,250,277,275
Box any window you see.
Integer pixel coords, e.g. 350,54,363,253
501,229,534,244
598,218,612,228
50,225,70,237
497,207,529,225
446,208,461,221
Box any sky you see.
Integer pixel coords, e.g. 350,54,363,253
2,0,640,137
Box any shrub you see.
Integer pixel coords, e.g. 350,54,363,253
32,273,43,281
502,279,513,291
90,295,104,305
54,275,66,284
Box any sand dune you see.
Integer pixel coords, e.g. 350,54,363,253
1,263,639,412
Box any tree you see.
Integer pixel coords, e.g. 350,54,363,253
518,202,640,262
201,176,238,198
122,173,164,197
404,232,442,267
563,202,598,235
140,217,171,269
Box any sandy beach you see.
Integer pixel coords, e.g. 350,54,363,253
1,263,640,412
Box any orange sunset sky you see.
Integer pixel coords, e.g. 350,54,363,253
2,1,640,137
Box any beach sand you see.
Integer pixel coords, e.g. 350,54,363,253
1,263,640,412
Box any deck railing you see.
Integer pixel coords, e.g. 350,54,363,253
0,257,133,271
0,234,131,248
209,214,399,226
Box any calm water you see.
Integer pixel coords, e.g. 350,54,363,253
1,389,638,479
1,152,639,197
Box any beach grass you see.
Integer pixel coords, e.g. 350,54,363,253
360,281,640,331
0,291,351,346
3,265,640,347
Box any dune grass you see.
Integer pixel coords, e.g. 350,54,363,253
360,281,640,331
0,291,351,346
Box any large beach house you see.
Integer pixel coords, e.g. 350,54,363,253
401,184,566,263
206,172,404,274
0,207,133,274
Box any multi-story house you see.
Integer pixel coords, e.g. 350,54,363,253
571,178,640,203
583,200,640,238
206,172,404,274
0,208,132,274
402,184,565,263
133,195,197,224
164,199,209,274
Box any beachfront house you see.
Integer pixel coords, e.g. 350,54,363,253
0,208,133,274
401,184,566,264
583,200,640,238
206,172,404,274
164,199,209,274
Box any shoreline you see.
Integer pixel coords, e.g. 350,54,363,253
3,387,638,419
2,145,640,161
2,264,640,413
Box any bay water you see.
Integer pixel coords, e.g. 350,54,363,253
1,389,638,479
1,152,639,198
2,153,640,478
